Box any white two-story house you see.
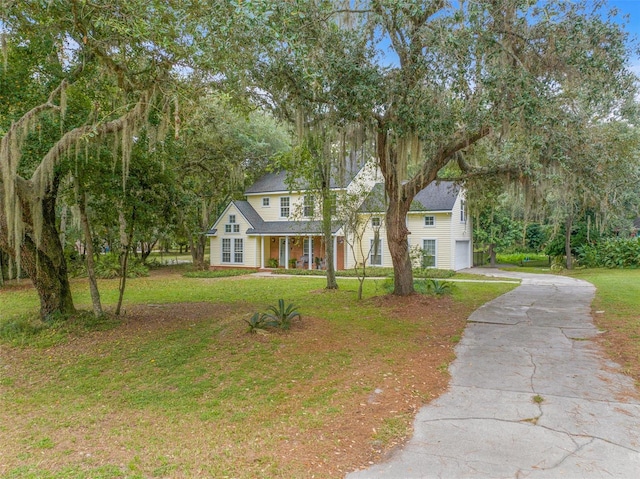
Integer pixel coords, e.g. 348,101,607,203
207,163,473,271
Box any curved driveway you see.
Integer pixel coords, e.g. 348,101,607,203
347,269,640,478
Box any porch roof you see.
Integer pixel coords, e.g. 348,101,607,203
247,220,342,236
206,199,343,236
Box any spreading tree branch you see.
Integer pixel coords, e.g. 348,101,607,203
403,126,491,199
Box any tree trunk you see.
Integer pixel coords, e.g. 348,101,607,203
0,177,75,320
377,128,414,295
76,181,103,317
322,185,338,290
190,234,207,270
488,243,497,267
386,194,414,295
565,215,573,270
140,239,157,263
115,206,135,316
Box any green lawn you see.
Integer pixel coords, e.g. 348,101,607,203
0,269,516,478
566,268,640,383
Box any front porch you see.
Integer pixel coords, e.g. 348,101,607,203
259,235,345,271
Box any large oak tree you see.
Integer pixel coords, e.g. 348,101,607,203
0,0,245,318
252,0,637,294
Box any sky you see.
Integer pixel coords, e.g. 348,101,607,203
375,1,640,74
606,0,640,75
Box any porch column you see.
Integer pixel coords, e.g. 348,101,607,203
285,236,290,269
260,236,265,269
333,236,338,271
309,235,313,270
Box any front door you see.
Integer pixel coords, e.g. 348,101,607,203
279,238,286,267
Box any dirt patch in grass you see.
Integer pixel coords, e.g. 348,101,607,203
592,314,640,392
1,291,470,478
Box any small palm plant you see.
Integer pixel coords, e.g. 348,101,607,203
427,279,453,295
244,312,268,333
264,299,301,330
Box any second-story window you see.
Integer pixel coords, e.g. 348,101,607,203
303,195,314,217
224,214,240,233
371,217,381,228
280,197,290,217
460,200,467,223
424,215,435,226
262,198,270,207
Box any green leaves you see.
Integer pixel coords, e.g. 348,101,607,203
264,298,302,330
244,299,302,332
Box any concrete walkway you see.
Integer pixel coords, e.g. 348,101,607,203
347,269,640,478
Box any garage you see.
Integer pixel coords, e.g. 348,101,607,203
454,240,471,270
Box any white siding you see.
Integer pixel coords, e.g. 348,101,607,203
209,204,255,267
346,161,381,196
344,215,391,268
346,190,472,271
449,192,473,270
246,192,315,221
407,212,452,268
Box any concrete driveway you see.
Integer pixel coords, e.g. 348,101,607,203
347,269,640,478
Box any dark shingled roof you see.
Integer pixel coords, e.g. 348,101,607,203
234,201,264,228
247,220,342,235
206,200,341,236
245,162,364,195
206,200,263,235
411,181,460,211
360,181,460,213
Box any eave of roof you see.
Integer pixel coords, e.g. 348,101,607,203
247,220,342,235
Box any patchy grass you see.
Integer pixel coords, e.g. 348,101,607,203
183,268,257,279
567,268,640,386
0,268,516,478
271,267,509,282
271,266,456,279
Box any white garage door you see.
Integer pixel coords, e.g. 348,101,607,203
454,241,471,270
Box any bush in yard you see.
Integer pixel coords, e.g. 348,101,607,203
244,300,302,333
94,254,149,278
244,312,268,333
68,253,149,279
264,299,301,330
577,238,640,268
384,278,454,296
426,279,453,295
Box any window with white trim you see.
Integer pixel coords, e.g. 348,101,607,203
422,239,436,268
303,238,313,258
424,215,435,227
303,195,314,217
329,193,337,215
224,214,240,233
371,217,381,228
222,238,231,263
280,197,290,217
460,200,467,223
222,238,243,264
234,238,243,263
370,238,382,266
262,197,270,207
